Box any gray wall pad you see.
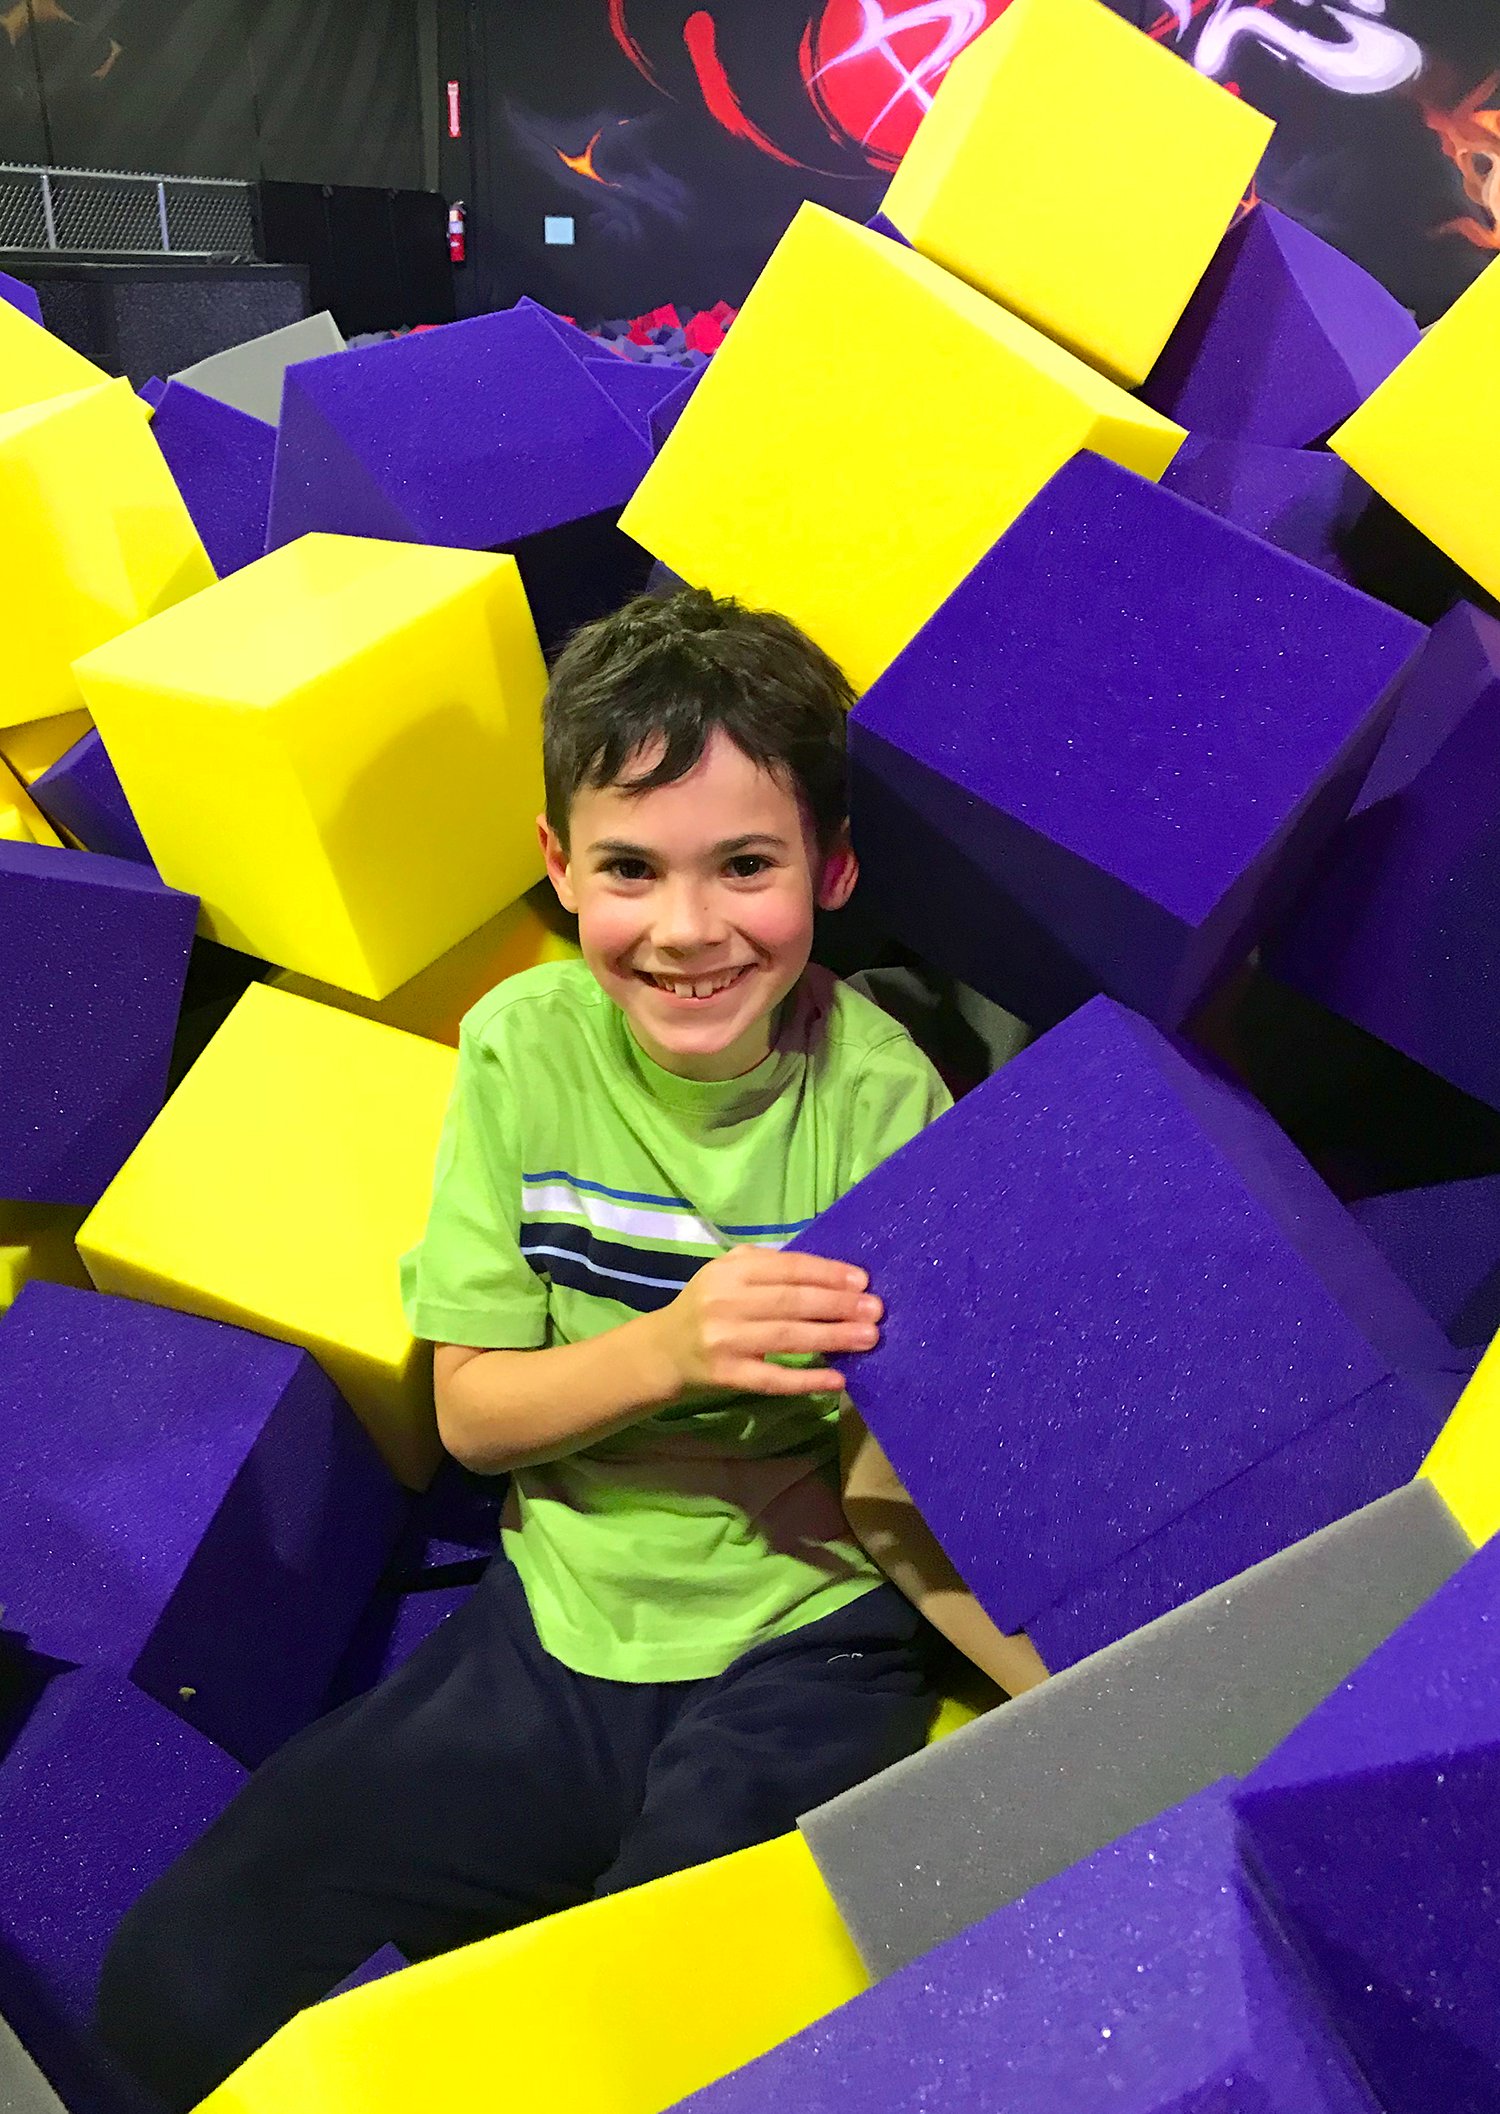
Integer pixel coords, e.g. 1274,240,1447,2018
799,1479,1471,1979
173,311,346,425
0,2014,65,2114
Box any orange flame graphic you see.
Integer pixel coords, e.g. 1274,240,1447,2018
1423,71,1500,252
556,125,621,188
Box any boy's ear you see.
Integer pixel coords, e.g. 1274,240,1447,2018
538,813,579,914
816,826,859,913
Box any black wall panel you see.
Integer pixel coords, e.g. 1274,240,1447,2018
256,181,454,334
0,0,422,192
249,0,423,190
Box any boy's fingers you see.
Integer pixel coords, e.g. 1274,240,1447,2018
734,1285,881,1325
737,1248,868,1293
744,1321,879,1358
729,1360,847,1397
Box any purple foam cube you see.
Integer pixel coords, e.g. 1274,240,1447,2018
148,379,275,578
0,1282,409,1766
1235,1531,1500,2114
1161,434,1372,584
265,305,654,648
324,1944,407,2001
1028,1367,1461,1670
388,1455,502,1584
138,374,168,407
324,1582,475,1710
677,1786,1377,2112
582,354,689,446
849,452,1424,1030
266,304,650,554
1161,434,1470,628
649,371,701,452
862,209,911,248
0,842,196,1206
31,728,153,866
1351,1176,1500,1349
514,294,605,365
1268,604,1500,1114
0,1654,246,2109
1141,203,1419,448
792,997,1464,1641
0,268,42,327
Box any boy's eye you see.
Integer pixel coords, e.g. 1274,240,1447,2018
725,854,773,879
603,857,653,882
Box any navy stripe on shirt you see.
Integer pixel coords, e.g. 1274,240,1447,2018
519,1220,708,1314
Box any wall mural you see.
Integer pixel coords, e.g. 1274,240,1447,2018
480,0,1500,323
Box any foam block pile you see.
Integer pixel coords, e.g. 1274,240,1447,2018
590,299,737,363
7,0,1500,2104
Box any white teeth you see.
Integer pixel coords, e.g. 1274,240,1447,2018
647,967,746,998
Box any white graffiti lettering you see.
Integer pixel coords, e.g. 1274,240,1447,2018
1193,0,1423,99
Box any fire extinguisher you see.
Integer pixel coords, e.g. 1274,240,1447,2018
447,200,466,265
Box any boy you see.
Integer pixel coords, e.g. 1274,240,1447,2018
100,589,1043,2110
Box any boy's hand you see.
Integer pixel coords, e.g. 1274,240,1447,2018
652,1246,881,1398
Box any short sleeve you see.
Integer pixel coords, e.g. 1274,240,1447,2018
399,1021,550,1349
841,1035,953,1193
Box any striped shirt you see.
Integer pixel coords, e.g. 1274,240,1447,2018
401,959,950,1682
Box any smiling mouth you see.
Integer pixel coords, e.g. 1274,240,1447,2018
636,965,755,1001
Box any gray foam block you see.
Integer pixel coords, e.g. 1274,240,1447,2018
799,1480,1470,1979
173,310,346,426
0,2013,65,2114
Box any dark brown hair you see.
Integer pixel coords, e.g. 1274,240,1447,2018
543,587,853,850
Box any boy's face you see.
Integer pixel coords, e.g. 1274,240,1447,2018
540,729,856,1081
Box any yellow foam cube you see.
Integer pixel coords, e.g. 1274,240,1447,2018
1330,256,1500,602
0,708,92,783
0,380,213,731
882,0,1271,387
78,983,455,1487
0,1200,91,1312
0,296,110,416
269,892,579,1046
199,1830,868,2114
0,755,61,847
74,534,548,999
619,203,1183,692
1421,1334,1500,1545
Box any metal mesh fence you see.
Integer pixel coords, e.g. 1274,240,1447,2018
0,166,255,258
164,181,254,258
51,171,160,252
0,171,48,249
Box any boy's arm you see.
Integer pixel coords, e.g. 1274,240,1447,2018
838,1406,1050,1698
436,1245,881,1473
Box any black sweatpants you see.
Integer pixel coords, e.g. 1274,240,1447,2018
98,1554,936,2111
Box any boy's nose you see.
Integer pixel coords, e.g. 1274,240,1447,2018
652,879,728,954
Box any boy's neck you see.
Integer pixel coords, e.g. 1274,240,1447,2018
629,992,793,1083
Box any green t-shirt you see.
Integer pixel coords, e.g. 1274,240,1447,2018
400,958,951,1682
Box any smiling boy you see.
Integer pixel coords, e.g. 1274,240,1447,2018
99,589,1043,2112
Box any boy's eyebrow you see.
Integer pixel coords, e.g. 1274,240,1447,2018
586,832,790,858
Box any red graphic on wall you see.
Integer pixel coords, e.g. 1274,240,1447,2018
606,1,1005,172
805,1,1012,167
684,10,811,167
